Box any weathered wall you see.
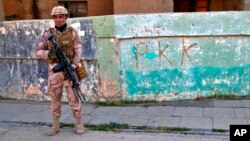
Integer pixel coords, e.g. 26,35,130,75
114,0,173,14
209,0,250,11
2,0,57,20
88,0,113,16
0,12,250,102
245,0,250,10
88,0,174,16
95,11,250,101
0,0,4,21
210,0,234,11
237,0,250,10
0,18,98,102
36,0,58,19
3,0,23,20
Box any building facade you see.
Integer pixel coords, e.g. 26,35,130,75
0,11,250,102
1,0,250,21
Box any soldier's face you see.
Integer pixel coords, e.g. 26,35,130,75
53,14,66,27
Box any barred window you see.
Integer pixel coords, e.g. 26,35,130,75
58,0,88,17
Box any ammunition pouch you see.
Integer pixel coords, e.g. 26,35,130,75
75,59,87,81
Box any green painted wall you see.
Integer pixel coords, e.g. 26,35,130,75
0,11,249,102
95,12,250,101
120,37,250,101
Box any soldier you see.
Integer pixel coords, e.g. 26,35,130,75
35,6,85,136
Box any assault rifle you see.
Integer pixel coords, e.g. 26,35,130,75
48,35,86,102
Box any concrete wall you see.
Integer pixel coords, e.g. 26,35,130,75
96,12,250,101
0,18,98,101
0,12,250,102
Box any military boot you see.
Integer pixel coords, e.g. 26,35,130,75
47,117,60,136
75,116,85,135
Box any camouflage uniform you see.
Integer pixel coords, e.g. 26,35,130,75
35,27,82,118
35,6,84,135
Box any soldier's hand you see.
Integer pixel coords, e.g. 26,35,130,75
36,50,49,59
48,49,57,60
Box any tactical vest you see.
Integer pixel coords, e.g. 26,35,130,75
47,27,74,64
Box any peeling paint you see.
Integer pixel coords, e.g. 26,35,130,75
116,12,250,101
24,84,39,95
1,12,250,102
0,19,98,102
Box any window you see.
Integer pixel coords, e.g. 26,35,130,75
58,1,88,17
174,0,209,12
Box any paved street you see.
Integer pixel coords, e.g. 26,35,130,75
1,98,250,140
0,123,228,141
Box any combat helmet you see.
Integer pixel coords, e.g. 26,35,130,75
51,6,68,16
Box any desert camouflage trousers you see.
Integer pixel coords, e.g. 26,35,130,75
47,64,82,119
